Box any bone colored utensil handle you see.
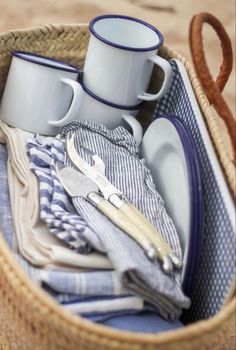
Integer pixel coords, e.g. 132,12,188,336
125,203,172,253
118,202,170,255
87,192,157,261
117,202,182,270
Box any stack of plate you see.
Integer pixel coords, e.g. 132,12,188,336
140,115,203,296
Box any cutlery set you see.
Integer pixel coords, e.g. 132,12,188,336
57,134,182,273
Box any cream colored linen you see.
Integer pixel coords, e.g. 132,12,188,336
0,121,112,270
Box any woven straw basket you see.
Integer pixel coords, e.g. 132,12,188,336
0,23,235,350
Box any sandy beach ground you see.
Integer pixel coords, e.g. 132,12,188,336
0,0,235,113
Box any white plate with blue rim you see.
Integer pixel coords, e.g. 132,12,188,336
140,115,203,296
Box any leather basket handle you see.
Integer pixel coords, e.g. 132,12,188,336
189,12,235,163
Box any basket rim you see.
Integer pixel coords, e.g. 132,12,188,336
0,22,89,39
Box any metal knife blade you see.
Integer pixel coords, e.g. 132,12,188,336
57,164,99,198
65,135,180,271
66,134,123,200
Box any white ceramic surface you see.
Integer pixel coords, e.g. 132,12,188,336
83,15,173,105
140,118,191,281
0,52,83,135
51,85,143,147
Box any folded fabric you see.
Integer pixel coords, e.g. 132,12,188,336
0,121,112,271
0,139,184,332
27,134,103,253
0,141,184,330
27,120,190,319
100,312,183,332
0,128,4,143
0,142,154,320
63,296,144,316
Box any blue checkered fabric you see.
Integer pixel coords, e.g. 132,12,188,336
154,59,235,323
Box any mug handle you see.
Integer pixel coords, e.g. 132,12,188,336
137,55,173,101
48,78,83,127
122,114,143,148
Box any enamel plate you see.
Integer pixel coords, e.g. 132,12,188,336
140,116,202,290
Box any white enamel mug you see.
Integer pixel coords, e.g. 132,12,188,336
51,83,143,147
0,51,83,135
83,15,173,106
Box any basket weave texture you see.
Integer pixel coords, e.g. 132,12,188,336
0,23,235,350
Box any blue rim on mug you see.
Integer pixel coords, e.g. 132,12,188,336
81,81,143,111
89,14,164,52
12,50,81,73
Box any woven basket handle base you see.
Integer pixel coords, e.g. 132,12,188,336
189,12,236,164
